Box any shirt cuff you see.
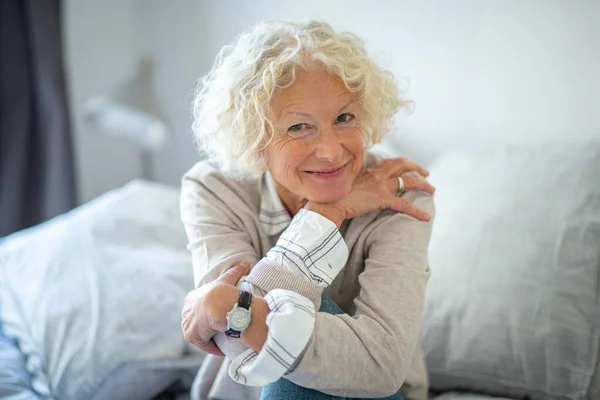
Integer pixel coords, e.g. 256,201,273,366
265,208,349,286
228,289,315,386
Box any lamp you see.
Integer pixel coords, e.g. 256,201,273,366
82,57,169,180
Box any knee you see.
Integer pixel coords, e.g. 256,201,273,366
319,296,343,314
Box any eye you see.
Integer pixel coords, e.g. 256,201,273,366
287,123,314,137
336,113,355,123
288,123,308,133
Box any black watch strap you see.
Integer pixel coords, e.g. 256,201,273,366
238,290,252,310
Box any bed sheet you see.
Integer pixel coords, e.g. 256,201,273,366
0,180,203,399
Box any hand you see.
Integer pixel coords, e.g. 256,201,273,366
181,261,250,356
307,157,434,225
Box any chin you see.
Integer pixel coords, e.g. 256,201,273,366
305,185,350,204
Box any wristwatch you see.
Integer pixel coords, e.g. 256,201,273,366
225,290,252,338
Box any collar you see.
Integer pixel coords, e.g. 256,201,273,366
259,171,292,236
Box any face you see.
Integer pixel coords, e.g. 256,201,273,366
266,68,365,212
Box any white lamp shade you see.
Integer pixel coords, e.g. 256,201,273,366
83,97,168,153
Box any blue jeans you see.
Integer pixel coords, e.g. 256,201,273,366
260,296,406,400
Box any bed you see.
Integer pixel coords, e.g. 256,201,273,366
1,139,599,400
0,180,203,400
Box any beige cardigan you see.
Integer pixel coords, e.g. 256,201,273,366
180,152,434,400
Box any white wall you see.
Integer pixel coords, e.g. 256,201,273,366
64,0,600,203
64,0,141,203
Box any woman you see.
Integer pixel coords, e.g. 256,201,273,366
180,20,435,400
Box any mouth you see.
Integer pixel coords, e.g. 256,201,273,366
305,164,345,174
303,163,347,178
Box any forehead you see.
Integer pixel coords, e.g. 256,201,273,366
270,69,355,115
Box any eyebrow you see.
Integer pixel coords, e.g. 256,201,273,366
280,99,357,120
337,99,356,114
284,111,312,119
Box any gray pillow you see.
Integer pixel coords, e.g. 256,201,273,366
422,140,600,400
0,180,196,399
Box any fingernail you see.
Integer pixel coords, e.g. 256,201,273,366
424,213,431,221
237,260,251,270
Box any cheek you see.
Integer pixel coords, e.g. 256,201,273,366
347,130,365,169
266,140,309,177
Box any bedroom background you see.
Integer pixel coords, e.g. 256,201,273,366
1,1,600,400
65,0,600,204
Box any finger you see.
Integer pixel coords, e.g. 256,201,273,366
181,318,224,356
399,174,435,195
215,261,251,286
388,157,430,178
386,176,404,195
386,175,435,196
197,339,225,357
390,197,431,222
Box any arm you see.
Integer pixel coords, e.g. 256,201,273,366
180,166,349,381
283,192,434,397
193,191,433,397
238,191,434,397
181,160,433,395
181,167,341,299
180,168,260,289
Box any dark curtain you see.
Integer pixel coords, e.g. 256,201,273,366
0,0,76,237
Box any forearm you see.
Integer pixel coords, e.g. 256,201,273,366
210,282,270,352
233,268,427,399
243,207,348,306
285,268,428,398
196,204,346,305
240,299,269,352
284,196,434,397
210,208,350,387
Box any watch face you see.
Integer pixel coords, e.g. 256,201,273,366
229,309,250,330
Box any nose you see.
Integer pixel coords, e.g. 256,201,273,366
314,127,343,163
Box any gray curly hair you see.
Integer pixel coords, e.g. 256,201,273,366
192,20,411,179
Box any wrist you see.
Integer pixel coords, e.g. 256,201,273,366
304,202,345,228
240,296,270,352
207,283,240,333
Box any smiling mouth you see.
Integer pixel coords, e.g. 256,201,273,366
304,164,346,175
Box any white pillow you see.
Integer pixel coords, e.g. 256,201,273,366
422,140,600,400
0,180,195,399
